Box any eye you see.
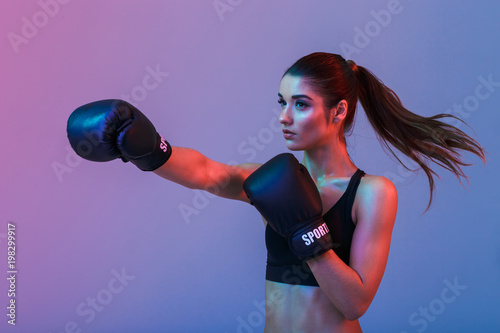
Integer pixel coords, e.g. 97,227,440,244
295,100,309,110
278,99,286,107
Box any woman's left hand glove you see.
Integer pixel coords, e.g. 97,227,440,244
243,153,333,261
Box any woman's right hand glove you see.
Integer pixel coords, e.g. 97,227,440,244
66,99,171,171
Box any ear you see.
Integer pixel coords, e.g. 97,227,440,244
331,100,348,123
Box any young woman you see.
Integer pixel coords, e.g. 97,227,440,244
67,52,485,332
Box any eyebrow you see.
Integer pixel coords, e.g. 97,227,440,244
278,93,313,100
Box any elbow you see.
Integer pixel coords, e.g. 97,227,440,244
337,281,375,321
342,302,370,321
344,310,365,322
185,182,200,190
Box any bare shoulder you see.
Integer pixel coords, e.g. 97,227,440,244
358,174,397,197
353,174,398,225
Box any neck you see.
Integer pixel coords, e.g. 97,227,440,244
301,139,357,182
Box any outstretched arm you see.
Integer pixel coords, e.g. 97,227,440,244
66,99,261,202
153,147,261,203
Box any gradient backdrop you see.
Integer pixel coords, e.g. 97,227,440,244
1,0,499,332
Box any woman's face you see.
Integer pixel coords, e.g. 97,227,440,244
278,74,339,151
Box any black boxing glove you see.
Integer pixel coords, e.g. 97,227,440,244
243,153,333,261
66,99,171,171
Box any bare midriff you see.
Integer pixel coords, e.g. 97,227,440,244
264,280,363,333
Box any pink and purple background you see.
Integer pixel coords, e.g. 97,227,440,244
1,0,499,332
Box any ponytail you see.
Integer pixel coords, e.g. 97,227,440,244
284,52,486,210
353,63,486,210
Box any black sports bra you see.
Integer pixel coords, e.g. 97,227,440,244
265,169,365,286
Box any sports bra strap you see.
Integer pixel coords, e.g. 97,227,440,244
344,169,366,220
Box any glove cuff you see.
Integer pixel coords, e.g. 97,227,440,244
288,217,333,261
129,133,172,171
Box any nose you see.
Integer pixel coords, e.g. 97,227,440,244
279,105,292,125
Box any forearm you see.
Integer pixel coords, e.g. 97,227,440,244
307,251,371,321
153,146,212,189
153,146,259,201
66,99,258,201
308,178,396,321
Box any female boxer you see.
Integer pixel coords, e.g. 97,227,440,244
67,52,485,332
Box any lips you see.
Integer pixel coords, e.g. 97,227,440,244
282,129,295,139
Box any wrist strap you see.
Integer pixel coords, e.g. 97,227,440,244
130,133,172,171
288,217,333,261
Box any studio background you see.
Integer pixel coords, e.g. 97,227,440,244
0,0,499,332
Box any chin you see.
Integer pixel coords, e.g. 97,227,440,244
285,141,305,151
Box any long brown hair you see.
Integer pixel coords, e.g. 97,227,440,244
284,52,486,210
